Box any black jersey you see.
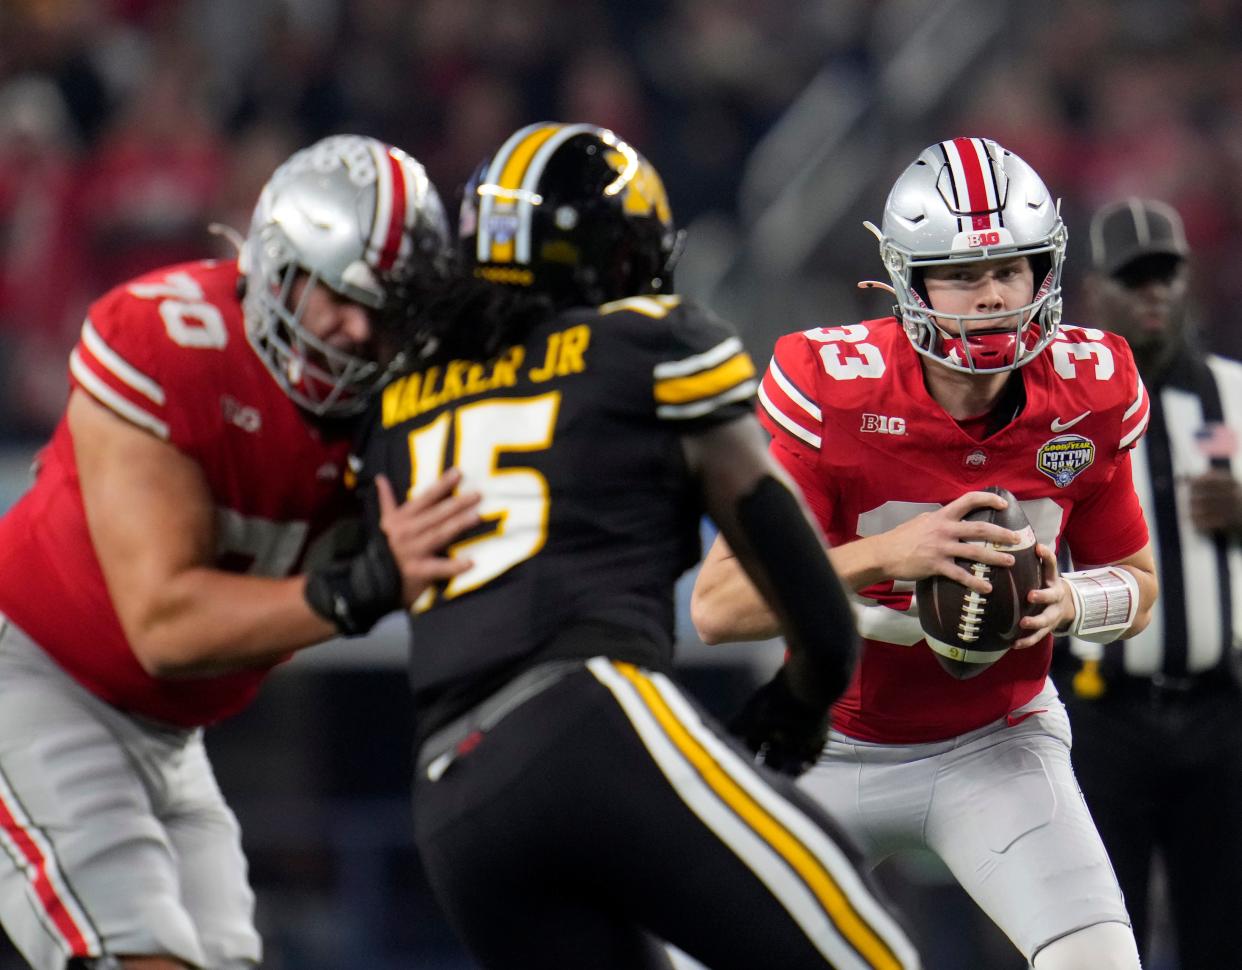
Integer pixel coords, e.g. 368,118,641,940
355,295,757,703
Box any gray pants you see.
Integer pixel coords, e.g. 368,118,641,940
0,617,260,969
799,681,1132,962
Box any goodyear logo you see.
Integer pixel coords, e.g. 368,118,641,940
1037,434,1095,488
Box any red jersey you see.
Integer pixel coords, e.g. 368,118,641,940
758,318,1150,743
0,259,355,727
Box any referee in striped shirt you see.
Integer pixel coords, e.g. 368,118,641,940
1061,198,1242,969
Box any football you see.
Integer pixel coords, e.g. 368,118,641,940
915,485,1043,680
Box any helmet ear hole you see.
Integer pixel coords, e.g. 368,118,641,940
909,268,929,306
1028,252,1053,289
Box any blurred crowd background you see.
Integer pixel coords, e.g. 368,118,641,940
1,0,1239,967
4,0,1242,440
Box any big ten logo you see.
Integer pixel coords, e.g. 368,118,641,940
221,394,262,433
278,135,382,187
860,413,906,436
967,230,1002,248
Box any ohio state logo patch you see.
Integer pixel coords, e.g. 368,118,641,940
1037,434,1095,487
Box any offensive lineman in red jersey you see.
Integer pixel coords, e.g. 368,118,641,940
692,138,1158,969
0,136,480,970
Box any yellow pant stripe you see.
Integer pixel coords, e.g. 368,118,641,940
611,661,903,970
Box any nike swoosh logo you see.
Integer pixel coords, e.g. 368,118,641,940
1006,708,1047,727
1050,411,1090,432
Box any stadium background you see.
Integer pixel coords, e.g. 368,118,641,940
1,1,1238,967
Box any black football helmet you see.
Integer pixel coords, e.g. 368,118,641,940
459,122,682,307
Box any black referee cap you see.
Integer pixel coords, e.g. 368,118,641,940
1089,198,1189,277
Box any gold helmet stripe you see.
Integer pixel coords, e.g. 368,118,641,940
477,123,563,265
477,122,631,267
512,123,608,263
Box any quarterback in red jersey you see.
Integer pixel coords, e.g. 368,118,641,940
0,136,479,970
693,138,1157,970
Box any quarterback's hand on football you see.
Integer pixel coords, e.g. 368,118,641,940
1015,542,1070,648
876,491,1019,594
376,471,482,606
1188,469,1242,534
728,667,831,777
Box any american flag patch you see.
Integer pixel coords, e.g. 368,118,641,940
1194,422,1238,459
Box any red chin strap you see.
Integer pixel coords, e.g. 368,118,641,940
940,322,1041,370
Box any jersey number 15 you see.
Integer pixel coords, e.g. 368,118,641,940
403,392,562,611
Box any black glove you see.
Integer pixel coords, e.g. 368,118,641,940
304,532,402,636
728,666,831,777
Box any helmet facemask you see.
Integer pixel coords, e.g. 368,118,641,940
888,236,1066,374
244,239,385,416
871,137,1067,375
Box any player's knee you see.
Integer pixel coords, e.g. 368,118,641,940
197,921,261,969
1032,921,1141,970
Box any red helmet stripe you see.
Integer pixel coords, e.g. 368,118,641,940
378,149,409,271
949,137,997,231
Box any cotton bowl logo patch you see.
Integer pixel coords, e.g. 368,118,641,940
485,212,519,244
1037,434,1095,487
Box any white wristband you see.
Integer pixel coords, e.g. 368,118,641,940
1062,567,1140,643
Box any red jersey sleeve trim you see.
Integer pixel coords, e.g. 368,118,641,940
80,319,165,404
758,356,822,450
70,319,170,439
1119,380,1149,450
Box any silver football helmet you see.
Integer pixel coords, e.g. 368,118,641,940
241,134,449,416
866,137,1067,373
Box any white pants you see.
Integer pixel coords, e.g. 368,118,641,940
799,681,1130,962
0,617,260,969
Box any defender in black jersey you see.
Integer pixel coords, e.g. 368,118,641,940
353,123,921,970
